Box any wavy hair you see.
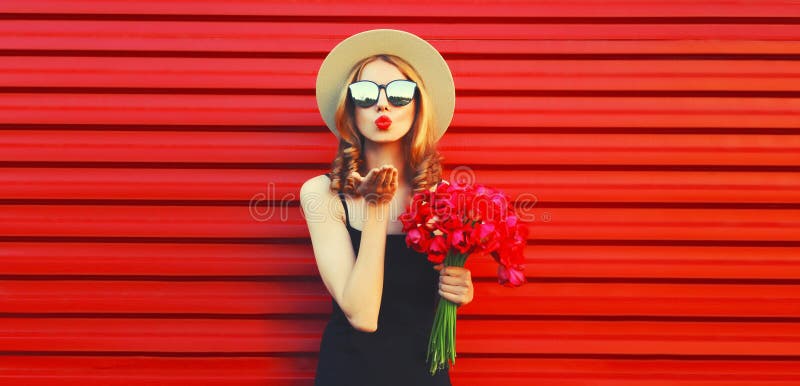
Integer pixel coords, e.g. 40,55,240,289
327,54,444,196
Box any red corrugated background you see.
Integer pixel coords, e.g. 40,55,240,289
2,1,800,385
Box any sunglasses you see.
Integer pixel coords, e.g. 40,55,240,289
348,79,417,108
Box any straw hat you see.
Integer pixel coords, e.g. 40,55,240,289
315,29,455,142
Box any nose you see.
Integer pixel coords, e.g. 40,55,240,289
375,87,389,111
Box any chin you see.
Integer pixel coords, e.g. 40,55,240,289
360,126,412,142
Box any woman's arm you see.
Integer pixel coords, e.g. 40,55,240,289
300,172,393,333
338,201,389,332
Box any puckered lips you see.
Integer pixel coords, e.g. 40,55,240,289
375,115,392,131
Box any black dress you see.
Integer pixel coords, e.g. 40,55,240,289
314,180,452,386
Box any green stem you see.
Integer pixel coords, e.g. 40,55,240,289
427,251,468,375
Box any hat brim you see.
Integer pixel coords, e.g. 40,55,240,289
315,29,455,142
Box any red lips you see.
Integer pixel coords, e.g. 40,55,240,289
375,115,392,130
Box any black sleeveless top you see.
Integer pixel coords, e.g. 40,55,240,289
314,175,452,385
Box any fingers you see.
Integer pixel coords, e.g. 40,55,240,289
351,171,363,195
390,168,398,188
439,282,469,295
366,167,380,184
370,166,388,184
438,289,459,304
437,266,474,307
377,167,390,188
438,287,472,307
357,167,379,194
434,265,469,277
353,165,398,203
439,272,470,286
382,165,397,187
372,165,396,192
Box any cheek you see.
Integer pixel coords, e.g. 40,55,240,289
354,108,371,130
399,103,416,127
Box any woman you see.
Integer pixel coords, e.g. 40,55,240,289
300,29,474,385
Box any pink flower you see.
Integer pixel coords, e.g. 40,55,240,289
471,222,501,254
473,222,495,240
450,227,472,254
432,193,456,220
437,213,464,234
427,235,448,264
435,180,452,194
399,206,418,232
424,215,439,231
498,264,526,287
472,189,508,224
406,227,432,253
498,214,518,238
494,232,526,267
505,213,518,228
410,199,431,223
398,178,531,375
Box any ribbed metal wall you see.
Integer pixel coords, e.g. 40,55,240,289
2,1,800,384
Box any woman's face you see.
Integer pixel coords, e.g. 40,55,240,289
353,59,416,143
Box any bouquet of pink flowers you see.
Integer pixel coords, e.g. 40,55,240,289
399,179,529,375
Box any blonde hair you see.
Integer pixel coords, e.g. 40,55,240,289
327,54,443,196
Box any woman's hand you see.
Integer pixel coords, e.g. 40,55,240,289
351,165,398,205
433,264,474,307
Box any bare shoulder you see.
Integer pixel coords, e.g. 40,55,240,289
300,174,344,222
301,174,332,193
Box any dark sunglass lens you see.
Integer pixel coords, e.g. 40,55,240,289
349,82,378,107
386,80,417,106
